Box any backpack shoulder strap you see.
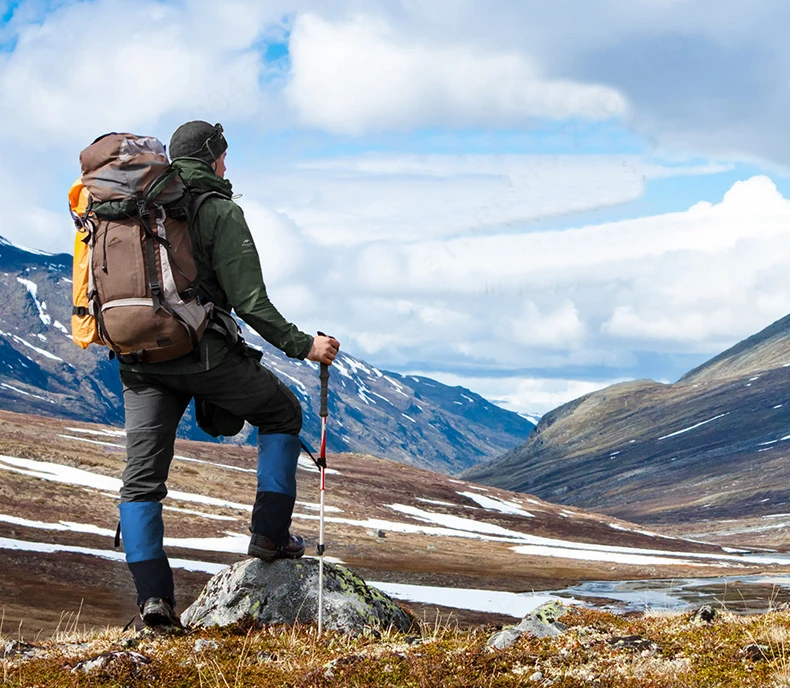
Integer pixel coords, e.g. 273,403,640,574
190,190,229,219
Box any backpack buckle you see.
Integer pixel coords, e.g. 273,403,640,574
136,200,149,218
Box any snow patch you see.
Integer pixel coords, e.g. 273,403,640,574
459,491,534,517
658,413,729,440
0,382,54,404
17,277,52,326
9,333,63,362
369,581,568,619
0,536,226,575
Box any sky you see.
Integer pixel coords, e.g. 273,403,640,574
2,0,790,416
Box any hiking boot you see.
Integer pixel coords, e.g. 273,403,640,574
140,597,182,628
248,532,305,561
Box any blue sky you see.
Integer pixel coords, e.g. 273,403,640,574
1,0,790,415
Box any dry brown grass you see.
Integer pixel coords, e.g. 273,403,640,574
6,606,790,687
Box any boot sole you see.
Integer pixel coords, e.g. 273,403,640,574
247,547,305,561
142,610,182,628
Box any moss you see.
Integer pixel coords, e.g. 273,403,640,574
7,608,790,687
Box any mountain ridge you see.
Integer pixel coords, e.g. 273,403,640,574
0,235,533,474
463,312,790,534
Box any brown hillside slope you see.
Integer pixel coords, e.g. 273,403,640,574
464,313,790,545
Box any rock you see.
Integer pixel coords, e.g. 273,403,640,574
741,643,769,661
607,635,660,654
487,628,522,650
487,602,571,650
193,639,218,653
530,601,567,625
514,617,566,638
181,558,412,634
71,651,150,675
2,640,38,659
689,605,719,624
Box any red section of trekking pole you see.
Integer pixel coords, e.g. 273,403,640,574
317,334,330,637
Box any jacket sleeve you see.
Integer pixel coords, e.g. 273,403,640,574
209,200,313,359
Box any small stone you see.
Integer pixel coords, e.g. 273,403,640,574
71,651,150,675
257,650,276,663
487,628,522,650
193,639,219,653
607,635,659,654
529,671,543,681
689,605,718,624
3,640,38,659
741,643,769,661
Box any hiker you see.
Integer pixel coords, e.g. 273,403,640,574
114,121,340,627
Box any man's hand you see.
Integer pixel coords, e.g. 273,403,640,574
308,335,340,365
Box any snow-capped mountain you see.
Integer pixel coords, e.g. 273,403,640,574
0,236,533,473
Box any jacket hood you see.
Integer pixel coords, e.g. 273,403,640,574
172,157,233,197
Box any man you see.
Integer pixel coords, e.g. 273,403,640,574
118,121,339,627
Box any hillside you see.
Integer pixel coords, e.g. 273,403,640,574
0,236,533,474
463,313,790,546
2,407,784,638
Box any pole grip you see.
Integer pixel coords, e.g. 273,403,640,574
317,331,331,419
319,364,329,418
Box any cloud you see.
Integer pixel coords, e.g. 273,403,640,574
281,175,790,383
0,0,280,147
512,301,586,349
247,154,729,246
403,371,623,416
285,13,627,134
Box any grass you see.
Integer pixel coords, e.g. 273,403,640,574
6,606,790,686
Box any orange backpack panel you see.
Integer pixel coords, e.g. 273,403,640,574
69,179,101,349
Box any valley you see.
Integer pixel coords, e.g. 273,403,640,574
1,408,789,637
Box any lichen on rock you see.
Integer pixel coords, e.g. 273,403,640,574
181,558,412,634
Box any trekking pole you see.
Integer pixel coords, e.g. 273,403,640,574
316,334,330,637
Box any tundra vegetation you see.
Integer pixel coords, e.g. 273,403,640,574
4,604,790,687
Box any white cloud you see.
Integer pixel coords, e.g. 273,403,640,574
347,175,789,296
404,372,621,416
247,154,730,246
285,13,627,134
0,0,278,147
240,202,305,286
276,175,790,396
512,301,586,348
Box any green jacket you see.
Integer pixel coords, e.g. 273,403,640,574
120,158,313,375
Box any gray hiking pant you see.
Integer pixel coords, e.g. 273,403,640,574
119,348,302,503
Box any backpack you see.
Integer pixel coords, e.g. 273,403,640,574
69,133,213,363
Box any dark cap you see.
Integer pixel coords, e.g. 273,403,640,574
168,121,227,163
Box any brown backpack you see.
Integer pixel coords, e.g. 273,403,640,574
74,133,212,363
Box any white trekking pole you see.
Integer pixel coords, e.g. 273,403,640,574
317,354,330,636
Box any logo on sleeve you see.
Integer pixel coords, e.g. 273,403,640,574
241,238,255,253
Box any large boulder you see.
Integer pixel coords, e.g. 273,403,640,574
181,558,412,634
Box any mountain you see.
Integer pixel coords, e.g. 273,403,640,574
0,236,533,474
463,313,790,531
